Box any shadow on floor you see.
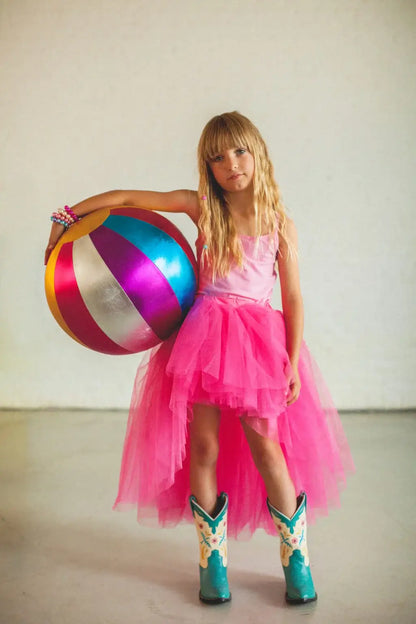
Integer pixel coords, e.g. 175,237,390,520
6,513,301,608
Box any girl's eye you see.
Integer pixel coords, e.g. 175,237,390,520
236,148,246,155
212,155,223,162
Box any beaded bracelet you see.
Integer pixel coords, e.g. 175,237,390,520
52,210,73,227
64,205,80,222
51,213,70,229
57,208,76,222
50,206,81,229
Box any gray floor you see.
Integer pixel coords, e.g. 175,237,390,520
0,410,415,624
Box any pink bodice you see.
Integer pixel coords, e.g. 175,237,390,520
196,231,279,303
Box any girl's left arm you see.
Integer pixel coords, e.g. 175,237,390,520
277,218,304,405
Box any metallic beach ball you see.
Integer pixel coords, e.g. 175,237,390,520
45,206,198,355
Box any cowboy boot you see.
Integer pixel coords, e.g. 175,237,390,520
267,491,317,604
189,492,231,604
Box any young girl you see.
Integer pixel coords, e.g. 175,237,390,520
45,111,354,606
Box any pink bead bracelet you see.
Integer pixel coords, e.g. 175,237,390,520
64,205,80,222
50,206,82,230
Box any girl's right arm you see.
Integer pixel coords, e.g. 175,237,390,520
44,188,200,265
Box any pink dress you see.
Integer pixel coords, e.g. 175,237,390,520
113,231,355,538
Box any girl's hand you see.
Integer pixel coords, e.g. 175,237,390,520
44,222,66,265
286,366,301,406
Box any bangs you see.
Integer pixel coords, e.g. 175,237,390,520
199,114,254,161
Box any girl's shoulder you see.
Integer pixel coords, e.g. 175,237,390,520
278,215,297,240
277,216,299,262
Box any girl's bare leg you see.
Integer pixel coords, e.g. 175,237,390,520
241,419,297,518
190,403,221,515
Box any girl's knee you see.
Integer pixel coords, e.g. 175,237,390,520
251,441,286,476
190,435,219,466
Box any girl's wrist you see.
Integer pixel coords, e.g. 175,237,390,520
289,356,299,370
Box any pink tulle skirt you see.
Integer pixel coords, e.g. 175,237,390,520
113,294,355,539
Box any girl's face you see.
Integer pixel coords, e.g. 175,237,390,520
208,147,255,194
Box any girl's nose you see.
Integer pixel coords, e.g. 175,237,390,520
226,156,238,170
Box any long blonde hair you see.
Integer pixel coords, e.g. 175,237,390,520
197,111,292,279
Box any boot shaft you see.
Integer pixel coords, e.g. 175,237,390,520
190,493,228,568
267,492,310,566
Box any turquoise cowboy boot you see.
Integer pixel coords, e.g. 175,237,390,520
267,491,317,604
189,492,231,604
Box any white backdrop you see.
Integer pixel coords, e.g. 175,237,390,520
1,0,415,409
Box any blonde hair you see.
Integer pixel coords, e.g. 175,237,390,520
197,111,293,280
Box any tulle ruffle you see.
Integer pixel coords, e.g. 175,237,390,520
113,294,355,539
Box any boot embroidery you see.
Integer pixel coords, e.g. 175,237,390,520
273,515,310,567
193,511,228,568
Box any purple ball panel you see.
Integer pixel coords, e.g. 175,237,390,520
89,226,183,339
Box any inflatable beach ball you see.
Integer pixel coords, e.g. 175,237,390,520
45,206,197,355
